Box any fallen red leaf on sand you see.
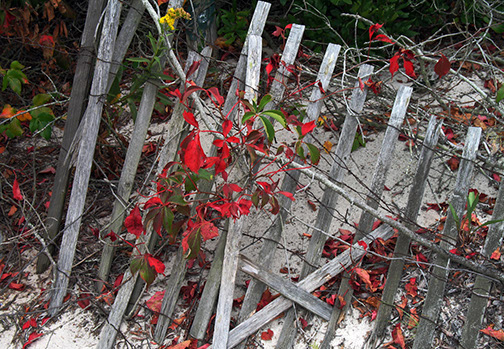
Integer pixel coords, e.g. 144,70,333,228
261,328,274,340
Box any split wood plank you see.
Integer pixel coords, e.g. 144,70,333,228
207,224,395,348
461,178,504,348
50,0,123,316
36,0,106,273
190,25,305,343
372,114,442,339
211,32,263,349
412,127,482,349
276,63,373,348
321,85,412,348
239,255,333,320
222,1,271,121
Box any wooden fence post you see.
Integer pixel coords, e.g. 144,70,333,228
412,127,482,349
36,0,106,273
49,0,123,316
320,85,412,348
372,114,442,340
276,63,373,348
460,179,504,348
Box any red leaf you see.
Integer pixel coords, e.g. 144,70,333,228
389,54,400,77
299,317,308,329
374,34,394,44
481,325,504,341
104,230,117,242
183,110,199,128
77,292,91,309
403,59,416,78
492,173,501,182
199,220,219,241
301,121,316,136
124,206,144,238
182,131,206,173
39,35,55,47
146,254,165,274
357,240,368,250
354,268,374,291
222,119,232,137
146,290,165,312
285,24,293,30
491,248,501,260
392,324,406,349
13,177,23,201
369,23,383,41
207,87,224,106
186,60,201,79
447,156,460,171
405,277,418,297
261,329,274,340
434,53,450,78
22,318,37,330
272,26,283,37
9,282,25,291
278,191,295,201
23,332,43,349
358,77,365,91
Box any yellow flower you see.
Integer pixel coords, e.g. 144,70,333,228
159,7,191,31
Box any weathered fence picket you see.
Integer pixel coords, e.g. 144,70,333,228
372,114,442,340
461,178,504,348
276,63,373,348
50,0,123,316
237,43,342,348
412,127,482,349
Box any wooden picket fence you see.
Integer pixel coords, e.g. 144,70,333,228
43,1,504,349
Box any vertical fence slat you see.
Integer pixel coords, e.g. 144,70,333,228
412,127,482,349
50,0,123,316
372,114,442,340
222,1,271,121
320,85,412,348
461,179,504,348
276,63,373,349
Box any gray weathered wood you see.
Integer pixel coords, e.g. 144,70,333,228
320,85,412,348
49,0,122,316
412,127,482,349
213,216,247,349
276,63,373,348
239,256,333,321
372,114,442,340
264,24,305,110
244,34,262,102
222,1,270,120
206,225,394,348
36,0,106,273
106,0,145,92
239,43,340,349
461,178,504,348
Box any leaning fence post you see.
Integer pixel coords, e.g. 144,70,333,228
276,63,373,349
460,178,504,348
49,0,123,316
412,126,482,349
371,114,442,340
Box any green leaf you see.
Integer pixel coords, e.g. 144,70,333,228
262,110,287,128
496,85,504,103
130,257,144,275
8,77,21,95
197,168,213,181
242,111,256,124
7,118,23,137
127,57,151,63
162,207,174,234
448,202,460,231
167,194,188,206
259,114,275,143
257,94,272,111
10,61,24,70
306,143,320,165
466,191,478,219
32,94,51,107
351,131,366,152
